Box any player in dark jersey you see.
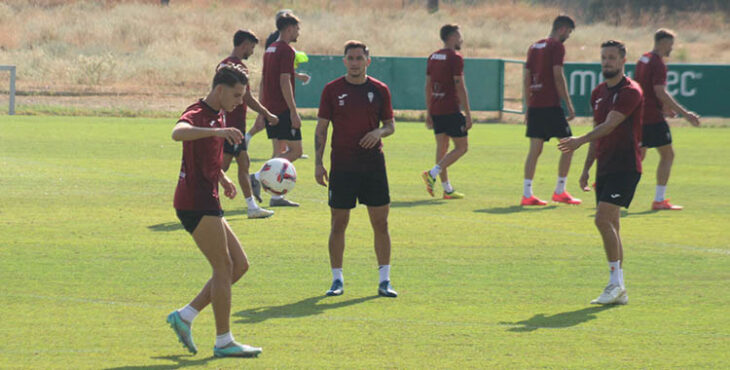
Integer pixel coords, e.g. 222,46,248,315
250,13,302,207
421,24,472,200
219,30,277,219
634,29,701,210
522,15,581,206
314,41,398,298
558,40,643,305
166,65,262,358
246,9,311,156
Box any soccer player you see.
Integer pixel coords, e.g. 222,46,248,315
166,64,262,357
421,24,472,199
634,29,701,210
314,40,398,298
250,13,303,207
558,40,643,305
218,30,277,218
522,15,581,206
246,9,311,155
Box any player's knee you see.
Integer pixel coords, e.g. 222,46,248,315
212,255,234,276
371,217,389,233
331,219,348,234
660,148,674,161
594,214,613,231
290,145,303,158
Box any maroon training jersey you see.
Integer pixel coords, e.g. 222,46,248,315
525,38,565,108
590,76,644,176
217,56,249,132
426,48,464,115
173,100,224,211
318,76,394,172
262,40,295,115
634,51,667,125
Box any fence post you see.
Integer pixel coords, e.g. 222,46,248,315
9,66,15,115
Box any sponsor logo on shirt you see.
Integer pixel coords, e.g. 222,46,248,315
639,56,651,64
266,46,277,53
531,42,547,49
430,53,447,61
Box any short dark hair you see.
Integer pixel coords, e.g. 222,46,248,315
233,29,259,47
654,28,675,43
344,40,369,57
601,40,627,58
440,24,460,42
276,13,300,31
552,15,575,31
213,63,248,88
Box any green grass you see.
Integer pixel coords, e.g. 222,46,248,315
1,116,728,368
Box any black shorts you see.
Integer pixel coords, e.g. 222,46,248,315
223,139,247,156
176,209,224,234
526,106,572,141
265,109,302,141
641,121,672,148
432,112,467,138
595,172,641,208
328,169,390,209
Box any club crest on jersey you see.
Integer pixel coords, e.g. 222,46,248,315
368,92,374,103
210,120,216,127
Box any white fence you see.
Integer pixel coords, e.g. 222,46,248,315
1,65,16,115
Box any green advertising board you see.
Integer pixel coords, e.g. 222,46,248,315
565,63,730,117
289,55,729,117
294,55,502,111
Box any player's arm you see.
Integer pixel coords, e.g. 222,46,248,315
295,72,311,84
244,87,278,125
280,73,301,128
171,121,243,145
579,141,596,191
314,117,330,186
558,110,626,153
523,67,531,123
359,118,395,149
454,74,472,130
424,76,433,129
654,85,700,126
553,65,575,120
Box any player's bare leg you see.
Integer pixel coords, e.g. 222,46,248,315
591,202,627,304
277,139,302,163
246,114,266,146
326,208,350,296
237,152,273,218
653,144,681,210
368,204,397,297
522,138,547,205
435,133,450,184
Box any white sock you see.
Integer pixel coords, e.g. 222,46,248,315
254,171,261,181
442,181,454,193
215,332,234,348
245,196,258,210
177,304,199,323
271,194,283,200
608,261,621,286
555,176,567,195
429,165,441,179
655,185,667,202
618,266,625,289
378,265,390,283
523,179,533,198
332,268,343,282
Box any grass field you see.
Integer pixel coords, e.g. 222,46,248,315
1,116,729,368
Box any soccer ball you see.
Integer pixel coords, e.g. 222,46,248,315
258,158,297,195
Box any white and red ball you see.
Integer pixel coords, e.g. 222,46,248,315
258,158,297,195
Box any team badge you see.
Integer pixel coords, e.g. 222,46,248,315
368,92,374,103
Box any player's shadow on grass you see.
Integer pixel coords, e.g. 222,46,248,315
500,305,616,332
474,205,558,214
147,210,251,232
390,199,444,208
107,354,217,370
234,295,379,324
